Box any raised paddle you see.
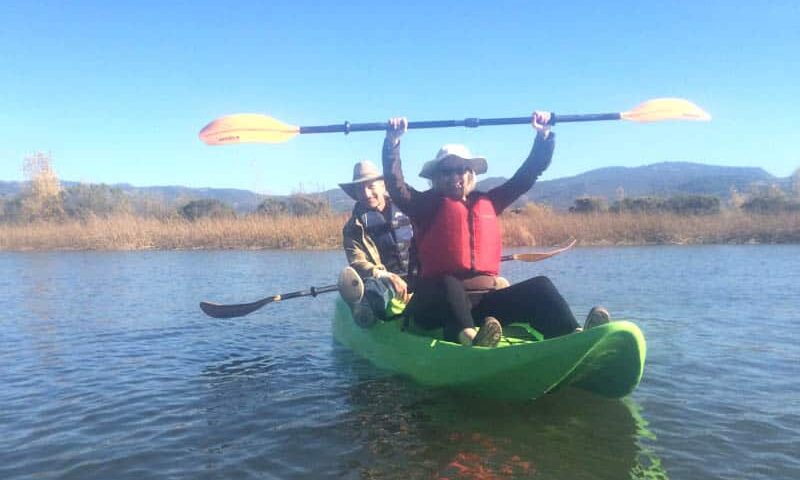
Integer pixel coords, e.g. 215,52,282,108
199,239,577,319
199,98,710,145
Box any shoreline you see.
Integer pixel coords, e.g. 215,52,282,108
2,210,799,251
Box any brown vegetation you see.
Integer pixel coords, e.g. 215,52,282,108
500,203,800,246
0,214,347,250
2,152,798,250
2,208,799,251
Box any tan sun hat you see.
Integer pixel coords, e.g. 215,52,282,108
419,144,487,179
339,160,384,200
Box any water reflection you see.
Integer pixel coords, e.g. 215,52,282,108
335,346,668,479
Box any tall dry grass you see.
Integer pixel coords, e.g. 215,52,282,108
0,214,347,251
500,204,800,246
1,209,798,251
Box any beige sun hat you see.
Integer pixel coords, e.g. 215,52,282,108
338,160,384,200
419,144,487,179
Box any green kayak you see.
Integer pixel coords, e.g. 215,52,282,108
333,298,646,400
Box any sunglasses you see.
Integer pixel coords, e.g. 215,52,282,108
436,167,473,176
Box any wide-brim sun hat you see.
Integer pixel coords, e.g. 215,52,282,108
419,144,487,179
339,160,384,200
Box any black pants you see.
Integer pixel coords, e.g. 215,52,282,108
407,275,579,342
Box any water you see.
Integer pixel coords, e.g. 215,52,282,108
1,246,798,479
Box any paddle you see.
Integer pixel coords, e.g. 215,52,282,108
198,98,710,145
199,238,577,319
200,284,340,319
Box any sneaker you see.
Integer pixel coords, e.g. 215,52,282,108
584,306,610,330
472,317,502,347
351,302,376,328
338,267,364,304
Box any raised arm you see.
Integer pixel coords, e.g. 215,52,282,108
488,111,556,213
381,117,425,219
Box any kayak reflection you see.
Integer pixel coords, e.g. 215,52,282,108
334,347,667,479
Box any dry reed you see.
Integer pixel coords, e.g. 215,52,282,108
0,214,346,251
1,210,798,251
500,205,800,246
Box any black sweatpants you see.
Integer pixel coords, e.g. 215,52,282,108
407,275,579,342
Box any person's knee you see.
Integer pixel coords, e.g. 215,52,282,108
528,275,555,290
363,278,395,319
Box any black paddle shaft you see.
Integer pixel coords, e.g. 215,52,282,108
199,284,339,319
198,251,544,319
298,112,622,135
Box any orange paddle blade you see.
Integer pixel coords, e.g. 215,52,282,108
199,114,300,145
511,237,577,262
621,98,711,123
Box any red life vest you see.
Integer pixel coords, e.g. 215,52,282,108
416,195,501,278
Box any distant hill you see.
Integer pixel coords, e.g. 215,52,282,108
0,180,269,213
508,162,782,210
320,162,785,211
1,162,790,213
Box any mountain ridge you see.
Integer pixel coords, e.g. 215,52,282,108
1,162,790,212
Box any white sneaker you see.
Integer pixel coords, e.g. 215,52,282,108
338,267,364,304
472,317,502,347
584,306,610,330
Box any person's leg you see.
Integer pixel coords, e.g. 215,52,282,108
406,276,476,343
363,277,396,320
472,276,579,338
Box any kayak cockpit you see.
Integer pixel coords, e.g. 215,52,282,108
396,319,544,347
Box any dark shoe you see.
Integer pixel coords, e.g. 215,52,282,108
338,267,364,304
351,302,376,328
472,317,502,347
584,306,610,330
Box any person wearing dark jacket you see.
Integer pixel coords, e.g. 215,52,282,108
382,112,609,346
339,160,413,326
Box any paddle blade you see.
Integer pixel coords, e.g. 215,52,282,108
509,238,577,262
621,98,711,123
199,297,274,318
199,114,301,145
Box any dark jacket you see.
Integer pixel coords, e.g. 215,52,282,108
382,133,556,243
343,198,412,279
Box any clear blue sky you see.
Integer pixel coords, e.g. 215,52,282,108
1,0,798,194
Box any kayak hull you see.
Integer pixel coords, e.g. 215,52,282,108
333,299,646,400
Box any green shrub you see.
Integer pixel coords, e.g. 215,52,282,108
286,194,331,216
742,194,800,213
570,196,608,213
0,197,23,223
179,199,235,221
665,195,720,215
63,184,132,219
610,195,720,215
256,197,289,216
611,196,665,213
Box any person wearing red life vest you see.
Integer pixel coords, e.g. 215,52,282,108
382,112,609,347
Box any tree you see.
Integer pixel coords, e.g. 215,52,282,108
21,151,64,220
256,197,289,216
62,184,132,219
286,194,331,216
728,186,745,210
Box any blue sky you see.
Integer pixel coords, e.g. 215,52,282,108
1,1,798,194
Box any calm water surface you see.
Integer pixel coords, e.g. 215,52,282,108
1,246,798,479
